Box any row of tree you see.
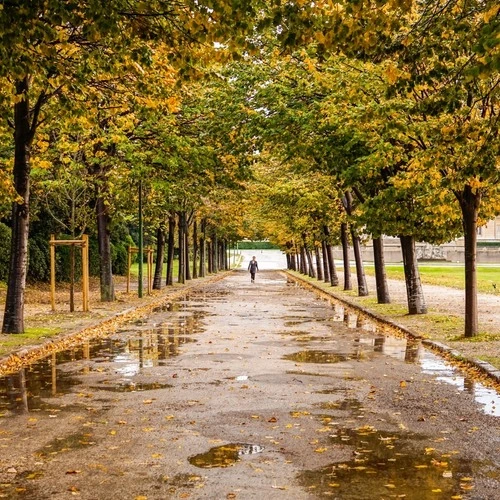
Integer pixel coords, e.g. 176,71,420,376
0,0,262,333
213,0,499,337
1,1,499,337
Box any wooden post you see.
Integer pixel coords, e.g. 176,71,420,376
49,235,90,312
50,234,56,311
81,234,89,312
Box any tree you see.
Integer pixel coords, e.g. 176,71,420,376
0,0,269,332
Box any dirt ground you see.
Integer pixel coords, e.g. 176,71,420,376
0,270,499,499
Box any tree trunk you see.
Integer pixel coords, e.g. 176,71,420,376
305,246,316,278
300,246,307,275
207,241,213,274
323,226,339,286
153,226,165,290
351,227,368,296
199,219,206,277
373,236,390,304
314,245,323,280
400,235,427,314
457,185,481,337
321,240,329,282
340,222,352,290
165,215,175,286
212,233,219,273
96,196,115,301
2,77,32,334
192,220,198,279
178,212,185,284
218,241,223,270
184,214,191,281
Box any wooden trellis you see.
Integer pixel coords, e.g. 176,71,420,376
127,246,153,295
49,234,90,312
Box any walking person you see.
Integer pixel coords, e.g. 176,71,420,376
248,256,259,283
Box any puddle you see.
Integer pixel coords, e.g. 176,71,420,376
0,322,203,416
420,352,500,417
279,330,312,337
283,350,348,364
90,381,172,392
188,443,264,468
36,431,95,459
161,473,203,489
284,320,309,327
0,360,82,416
318,398,364,413
297,425,477,499
286,370,333,378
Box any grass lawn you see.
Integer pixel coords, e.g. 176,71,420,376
0,327,62,357
362,263,500,294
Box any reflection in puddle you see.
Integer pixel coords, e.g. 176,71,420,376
283,350,348,364
0,298,209,416
420,352,500,417
90,381,172,392
279,330,312,337
283,338,420,364
188,443,264,468
318,398,363,413
36,431,95,459
284,320,309,327
162,473,204,489
298,425,475,499
330,304,377,332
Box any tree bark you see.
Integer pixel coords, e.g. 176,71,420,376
165,215,175,286
2,77,32,333
305,246,316,278
340,222,352,290
96,196,115,301
299,246,307,275
212,233,219,273
315,245,323,280
153,226,165,290
184,213,191,281
207,241,213,274
457,185,481,337
199,219,206,277
178,212,185,284
192,219,198,279
373,236,390,304
400,235,427,314
323,226,339,286
344,191,367,296
321,240,329,282
351,227,368,296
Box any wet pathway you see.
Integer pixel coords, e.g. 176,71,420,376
0,271,499,499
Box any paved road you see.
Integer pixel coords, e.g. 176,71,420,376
0,271,498,499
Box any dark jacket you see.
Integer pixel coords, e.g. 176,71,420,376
248,260,259,272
